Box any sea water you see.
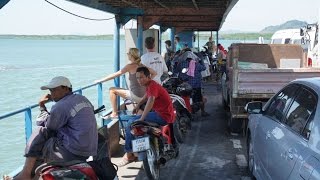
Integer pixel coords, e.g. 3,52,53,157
0,38,257,175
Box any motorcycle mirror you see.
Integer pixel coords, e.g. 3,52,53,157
182,68,189,73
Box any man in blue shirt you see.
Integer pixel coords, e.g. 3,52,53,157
12,76,98,180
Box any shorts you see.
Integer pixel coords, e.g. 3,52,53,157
25,127,87,162
124,90,143,103
42,138,88,162
191,88,203,103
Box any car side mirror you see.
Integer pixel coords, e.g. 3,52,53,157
245,102,263,114
300,27,305,36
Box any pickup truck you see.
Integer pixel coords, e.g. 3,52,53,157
221,43,320,133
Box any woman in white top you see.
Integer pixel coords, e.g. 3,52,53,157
94,48,156,118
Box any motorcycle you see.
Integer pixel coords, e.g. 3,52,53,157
34,105,118,180
130,121,179,180
162,76,193,143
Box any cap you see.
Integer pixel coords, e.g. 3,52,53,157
40,76,72,90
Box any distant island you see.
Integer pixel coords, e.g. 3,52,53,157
0,20,308,40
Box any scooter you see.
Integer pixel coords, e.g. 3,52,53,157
130,121,179,180
162,75,193,143
34,105,118,180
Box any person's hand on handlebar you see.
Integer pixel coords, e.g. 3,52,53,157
132,105,140,115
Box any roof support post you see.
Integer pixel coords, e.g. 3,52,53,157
216,31,219,54
137,16,144,54
114,16,121,110
159,27,165,53
113,17,121,88
197,31,200,51
170,27,176,51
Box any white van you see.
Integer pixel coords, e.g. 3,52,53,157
271,29,308,51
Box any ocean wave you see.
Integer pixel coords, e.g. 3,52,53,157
0,64,106,71
0,65,17,71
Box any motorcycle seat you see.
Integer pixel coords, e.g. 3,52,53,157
131,121,161,128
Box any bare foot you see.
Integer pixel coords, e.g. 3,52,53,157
3,175,12,180
4,172,32,180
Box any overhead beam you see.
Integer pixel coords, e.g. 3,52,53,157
121,0,139,8
67,0,120,14
144,7,225,16
144,15,220,22
161,22,219,28
153,0,168,9
192,0,199,10
219,0,239,30
0,0,10,9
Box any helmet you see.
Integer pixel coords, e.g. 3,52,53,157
176,82,193,96
162,77,181,93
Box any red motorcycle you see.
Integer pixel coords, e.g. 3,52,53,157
130,121,179,180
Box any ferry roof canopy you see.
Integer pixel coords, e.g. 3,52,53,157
67,0,239,32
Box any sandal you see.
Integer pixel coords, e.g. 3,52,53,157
116,157,137,167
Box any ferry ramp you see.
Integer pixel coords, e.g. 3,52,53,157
111,81,251,180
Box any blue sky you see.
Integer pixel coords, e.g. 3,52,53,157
0,0,319,35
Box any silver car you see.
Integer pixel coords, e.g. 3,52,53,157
245,77,320,180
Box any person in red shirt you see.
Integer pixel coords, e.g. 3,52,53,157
117,66,175,167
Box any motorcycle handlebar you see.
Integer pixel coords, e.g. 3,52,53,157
94,105,105,114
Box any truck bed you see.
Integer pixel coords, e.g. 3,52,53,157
233,68,320,98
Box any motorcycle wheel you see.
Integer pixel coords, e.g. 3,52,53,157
173,120,186,143
183,113,192,130
143,143,160,180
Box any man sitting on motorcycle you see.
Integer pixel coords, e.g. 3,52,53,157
118,66,175,167
7,76,98,180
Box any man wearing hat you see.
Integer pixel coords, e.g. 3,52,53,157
12,76,98,180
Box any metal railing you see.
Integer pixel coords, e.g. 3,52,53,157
0,75,127,143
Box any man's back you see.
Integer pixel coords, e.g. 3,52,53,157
46,93,98,157
141,52,168,84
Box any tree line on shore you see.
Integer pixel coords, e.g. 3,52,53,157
0,33,273,40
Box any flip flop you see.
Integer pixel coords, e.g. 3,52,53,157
116,157,137,167
102,114,119,120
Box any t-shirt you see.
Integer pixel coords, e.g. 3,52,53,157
36,93,98,157
175,42,183,52
141,52,168,84
146,80,175,123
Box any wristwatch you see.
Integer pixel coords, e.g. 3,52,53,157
39,106,47,112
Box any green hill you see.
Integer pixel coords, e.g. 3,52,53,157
260,20,308,33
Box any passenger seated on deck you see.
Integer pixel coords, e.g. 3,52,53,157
5,76,98,180
117,66,175,167
94,48,156,119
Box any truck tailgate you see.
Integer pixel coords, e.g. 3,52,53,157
233,68,320,98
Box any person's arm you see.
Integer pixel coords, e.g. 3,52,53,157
139,96,155,121
161,56,168,73
147,67,157,80
45,105,69,130
36,94,51,126
94,65,129,83
132,94,147,114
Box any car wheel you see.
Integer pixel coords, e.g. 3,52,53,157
247,134,255,179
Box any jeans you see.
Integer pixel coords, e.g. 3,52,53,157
125,112,167,152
